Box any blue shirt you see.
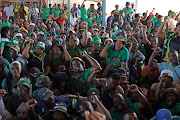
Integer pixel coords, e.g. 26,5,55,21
157,62,180,83
1,78,17,95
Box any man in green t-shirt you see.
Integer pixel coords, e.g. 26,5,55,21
42,4,50,21
80,4,87,21
69,50,101,96
100,36,129,72
86,14,93,28
123,2,134,20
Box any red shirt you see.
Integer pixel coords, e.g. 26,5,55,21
141,66,160,77
56,18,65,24
1,9,5,17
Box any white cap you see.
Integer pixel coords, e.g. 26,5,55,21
29,23,35,27
87,32,92,36
15,33,23,39
92,28,99,31
38,32,45,35
104,38,113,45
159,70,173,81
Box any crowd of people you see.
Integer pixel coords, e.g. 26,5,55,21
0,0,180,119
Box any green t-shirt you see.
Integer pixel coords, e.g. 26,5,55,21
80,7,87,19
124,8,134,20
106,45,129,72
86,18,93,28
2,21,11,27
42,7,50,20
160,101,180,115
0,41,6,47
154,21,163,27
110,103,141,120
153,17,158,25
54,8,60,17
67,43,84,58
93,18,101,24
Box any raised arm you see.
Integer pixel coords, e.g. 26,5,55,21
142,25,150,45
157,16,168,39
81,0,86,8
82,51,101,73
148,48,160,69
99,40,111,58
62,42,71,61
81,22,88,47
13,0,15,7
175,12,180,21
155,78,164,102
22,40,34,59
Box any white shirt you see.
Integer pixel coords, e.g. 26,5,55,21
4,4,14,17
168,18,177,31
70,16,77,26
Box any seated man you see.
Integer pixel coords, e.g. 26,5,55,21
22,40,50,75
100,36,129,74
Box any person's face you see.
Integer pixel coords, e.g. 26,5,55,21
92,43,101,51
42,26,46,32
98,4,101,8
73,4,76,8
160,73,173,88
113,94,125,112
10,49,18,58
168,51,179,65
17,111,27,120
69,40,77,50
11,63,21,77
108,77,119,90
115,41,123,51
72,60,84,72
21,32,27,38
126,30,132,36
131,43,138,53
126,4,130,8
35,47,44,55
52,45,61,54
90,5,94,9
46,94,55,104
24,24,29,29
30,35,35,40
59,81,67,91
17,85,29,96
6,30,10,39
38,34,44,40
115,5,119,10
29,25,34,30
93,30,98,36
150,37,157,48
123,113,138,120
16,36,22,41
60,34,66,41
33,3,36,7
53,111,66,120
79,103,93,118
87,38,92,47
165,93,177,108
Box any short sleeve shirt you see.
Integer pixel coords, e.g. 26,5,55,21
42,7,50,20
1,78,17,95
157,62,180,83
80,7,87,19
106,45,129,72
67,43,84,58
53,8,60,17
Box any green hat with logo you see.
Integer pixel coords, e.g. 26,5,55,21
16,77,31,89
92,37,101,44
36,42,45,50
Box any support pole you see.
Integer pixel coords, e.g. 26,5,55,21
68,0,70,22
102,0,106,26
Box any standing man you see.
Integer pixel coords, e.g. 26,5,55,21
29,0,39,23
71,3,80,19
123,2,134,21
3,0,15,22
97,3,102,21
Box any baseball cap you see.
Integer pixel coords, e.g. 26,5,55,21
13,29,20,33
70,37,79,45
10,45,20,53
44,40,52,47
20,28,28,34
114,36,127,44
15,33,23,39
36,42,45,50
101,32,109,38
52,40,63,51
51,32,56,36
38,87,54,101
92,28,99,31
92,37,101,44
56,38,63,43
49,102,70,117
29,67,40,78
11,61,21,68
149,12,154,16
29,23,35,27
115,67,127,76
38,31,45,36
113,22,118,26
171,11,176,16
35,75,52,88
104,38,113,45
126,2,130,5
158,70,173,81
156,109,172,120
87,88,100,96
16,77,31,89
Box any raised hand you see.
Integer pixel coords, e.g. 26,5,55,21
115,85,124,95
129,84,139,93
142,25,147,31
81,50,88,57
0,89,6,98
164,16,168,22
26,99,37,109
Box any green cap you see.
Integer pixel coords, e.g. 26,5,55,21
114,36,127,44
36,42,45,50
16,77,31,89
171,12,176,16
92,37,101,44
